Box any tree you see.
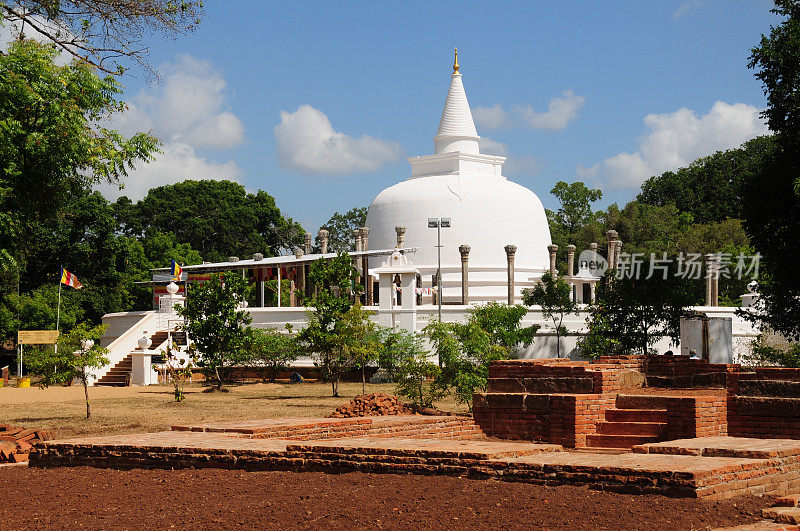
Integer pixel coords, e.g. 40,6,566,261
26,322,108,418
638,136,776,223
547,181,603,246
177,271,252,390
315,207,368,253
581,263,699,357
523,272,579,358
0,40,158,274
1,0,203,75
126,180,305,262
246,326,301,383
741,0,800,340
424,303,538,407
395,349,445,409
297,252,374,397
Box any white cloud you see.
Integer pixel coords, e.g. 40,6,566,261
473,90,586,131
95,54,246,200
274,104,402,174
477,137,540,177
477,137,508,156
672,0,704,20
0,15,73,65
515,90,586,131
585,101,769,189
473,104,510,130
97,142,244,201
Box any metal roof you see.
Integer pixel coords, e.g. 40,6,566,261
148,248,418,282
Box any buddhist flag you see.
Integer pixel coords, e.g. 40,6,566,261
60,267,82,289
170,260,183,281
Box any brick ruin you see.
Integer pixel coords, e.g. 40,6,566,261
473,355,800,449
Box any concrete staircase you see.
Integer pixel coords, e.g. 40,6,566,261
96,331,187,386
586,395,669,450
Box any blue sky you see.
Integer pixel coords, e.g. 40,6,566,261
95,1,776,233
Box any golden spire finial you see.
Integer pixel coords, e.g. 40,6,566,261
453,47,459,73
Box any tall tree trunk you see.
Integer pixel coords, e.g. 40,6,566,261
83,376,90,419
361,358,366,395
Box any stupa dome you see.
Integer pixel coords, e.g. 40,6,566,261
366,52,551,303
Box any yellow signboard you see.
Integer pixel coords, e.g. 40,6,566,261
17,330,59,345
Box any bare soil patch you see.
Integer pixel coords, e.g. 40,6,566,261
0,466,768,530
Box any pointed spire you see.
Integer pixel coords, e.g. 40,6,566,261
434,49,480,155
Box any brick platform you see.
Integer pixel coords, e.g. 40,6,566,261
27,416,800,500
171,415,484,441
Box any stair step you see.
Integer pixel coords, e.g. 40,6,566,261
585,434,663,449
605,408,668,423
596,421,667,436
616,394,671,410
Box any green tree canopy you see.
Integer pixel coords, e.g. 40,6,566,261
741,0,800,339
315,207,368,253
178,271,253,389
637,136,776,223
547,181,603,247
297,252,374,397
0,40,159,270
1,0,203,75
120,180,305,263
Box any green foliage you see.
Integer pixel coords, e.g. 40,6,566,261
467,302,540,350
125,180,305,262
748,336,800,368
741,1,800,340
424,303,537,407
298,252,374,397
246,326,302,383
315,207,368,253
638,136,776,223
177,272,253,389
25,322,108,418
1,0,204,76
548,181,603,244
581,263,699,356
523,272,578,358
372,327,429,382
160,342,195,402
395,350,446,409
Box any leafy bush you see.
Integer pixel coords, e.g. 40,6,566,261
424,303,538,408
246,326,302,382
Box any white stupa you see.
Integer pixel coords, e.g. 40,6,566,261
366,50,552,304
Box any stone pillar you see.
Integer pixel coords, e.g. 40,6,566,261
705,254,719,306
354,229,363,252
303,232,312,255
615,240,623,269
566,244,576,276
395,226,406,248
318,229,329,254
606,230,618,270
458,245,470,305
360,227,372,305
547,244,558,278
589,242,598,263
505,245,516,305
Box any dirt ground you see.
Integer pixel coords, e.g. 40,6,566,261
0,466,768,530
0,382,469,439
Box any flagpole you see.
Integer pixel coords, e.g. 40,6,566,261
55,267,62,355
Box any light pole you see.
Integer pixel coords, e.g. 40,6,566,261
428,217,451,322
